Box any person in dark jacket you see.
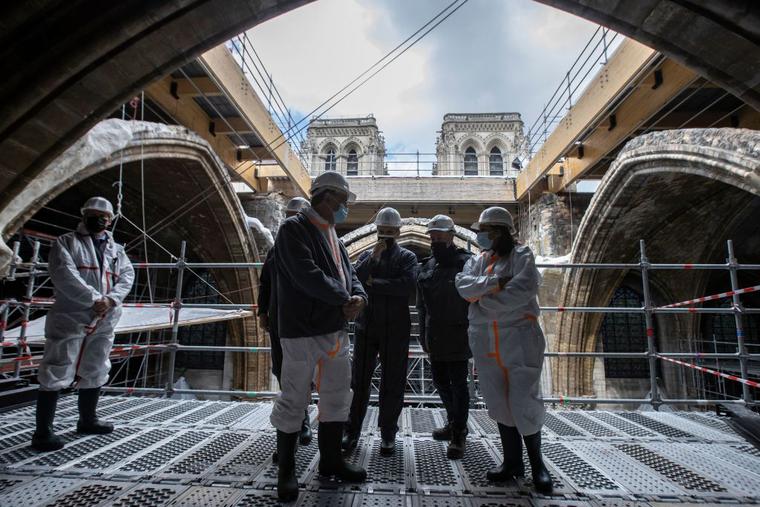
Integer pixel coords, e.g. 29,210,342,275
342,207,418,456
416,214,473,459
258,196,311,452
269,172,368,502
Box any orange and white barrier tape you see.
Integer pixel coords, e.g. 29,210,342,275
660,285,760,309
656,354,760,389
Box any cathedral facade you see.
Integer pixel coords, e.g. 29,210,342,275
304,116,386,176
435,113,526,177
305,113,527,179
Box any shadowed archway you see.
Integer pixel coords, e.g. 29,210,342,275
553,128,760,398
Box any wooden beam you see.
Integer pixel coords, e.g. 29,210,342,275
200,46,311,197
548,59,698,193
236,146,272,161
145,76,263,192
172,76,223,97
256,165,288,178
214,116,255,134
516,38,660,199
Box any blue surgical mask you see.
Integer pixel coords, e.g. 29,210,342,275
477,231,493,250
333,203,349,224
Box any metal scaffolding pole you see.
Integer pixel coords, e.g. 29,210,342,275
165,241,186,396
727,239,752,403
640,240,661,409
15,241,39,378
4,237,758,407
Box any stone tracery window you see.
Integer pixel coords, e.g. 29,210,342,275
599,286,650,378
464,146,478,175
347,149,358,176
324,147,336,171
489,146,504,175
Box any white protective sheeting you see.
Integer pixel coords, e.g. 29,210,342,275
3,306,253,344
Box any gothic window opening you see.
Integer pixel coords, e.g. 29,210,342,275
700,300,760,398
489,146,504,175
464,146,478,175
347,149,358,176
599,286,650,378
324,148,336,171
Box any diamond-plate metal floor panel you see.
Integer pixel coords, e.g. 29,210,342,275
1,399,759,506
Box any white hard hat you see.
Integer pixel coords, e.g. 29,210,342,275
286,197,310,213
311,171,356,203
472,206,514,232
427,214,455,233
80,197,114,218
375,207,402,228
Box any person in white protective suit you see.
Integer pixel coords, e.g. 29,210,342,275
269,172,368,501
32,197,135,452
455,206,552,494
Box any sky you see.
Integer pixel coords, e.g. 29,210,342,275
246,0,620,174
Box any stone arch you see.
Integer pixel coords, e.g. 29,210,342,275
340,137,365,155
484,134,510,154
342,217,478,262
459,135,486,155
0,118,268,391
318,138,340,154
552,128,760,398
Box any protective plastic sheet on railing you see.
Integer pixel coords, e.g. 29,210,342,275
1,306,253,344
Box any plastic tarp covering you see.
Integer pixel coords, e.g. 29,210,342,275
2,306,253,344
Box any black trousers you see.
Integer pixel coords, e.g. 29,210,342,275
430,360,470,431
347,330,409,438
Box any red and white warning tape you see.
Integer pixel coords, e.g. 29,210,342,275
660,284,760,309
656,354,760,389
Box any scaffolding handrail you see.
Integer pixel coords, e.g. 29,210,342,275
3,298,758,315
655,354,760,389
8,261,760,271
3,237,758,407
659,284,760,309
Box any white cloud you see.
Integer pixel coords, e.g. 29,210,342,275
246,0,620,157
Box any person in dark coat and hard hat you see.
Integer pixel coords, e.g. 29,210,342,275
416,214,473,459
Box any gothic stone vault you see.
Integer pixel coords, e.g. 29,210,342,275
0,118,268,391
553,128,760,399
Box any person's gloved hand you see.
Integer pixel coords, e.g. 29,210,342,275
342,296,365,320
92,297,113,315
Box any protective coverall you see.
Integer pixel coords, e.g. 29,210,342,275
346,243,417,440
38,223,135,390
454,245,545,436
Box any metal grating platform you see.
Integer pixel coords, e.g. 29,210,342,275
0,398,759,506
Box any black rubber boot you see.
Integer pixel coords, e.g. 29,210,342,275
380,432,395,456
299,410,313,446
432,423,452,441
447,427,467,460
31,390,64,452
524,431,553,494
77,387,113,434
319,422,366,482
487,423,524,481
341,431,359,453
276,430,299,502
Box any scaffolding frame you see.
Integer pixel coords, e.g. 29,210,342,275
1,238,758,409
